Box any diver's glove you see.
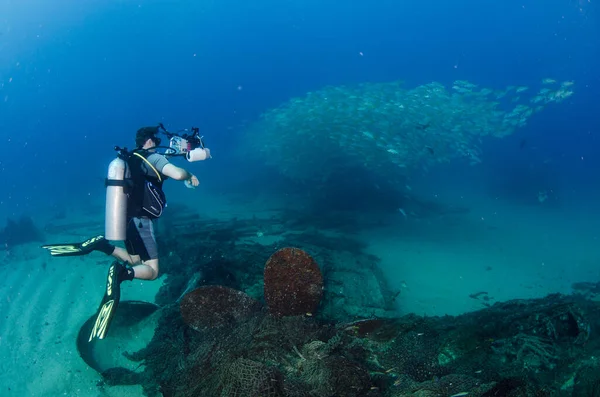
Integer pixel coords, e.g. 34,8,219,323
184,180,195,189
184,174,200,189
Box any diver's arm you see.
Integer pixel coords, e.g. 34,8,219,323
162,163,193,181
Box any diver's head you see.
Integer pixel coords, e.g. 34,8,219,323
135,126,162,150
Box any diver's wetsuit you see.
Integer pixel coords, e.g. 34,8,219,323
125,152,170,262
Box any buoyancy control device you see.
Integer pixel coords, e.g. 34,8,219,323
104,124,210,241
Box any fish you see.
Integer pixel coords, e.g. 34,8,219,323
520,139,527,149
416,122,430,130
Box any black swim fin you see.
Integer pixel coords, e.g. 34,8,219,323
88,261,125,342
41,235,108,257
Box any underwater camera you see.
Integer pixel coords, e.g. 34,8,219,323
159,123,209,162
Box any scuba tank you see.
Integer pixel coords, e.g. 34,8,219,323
105,148,130,241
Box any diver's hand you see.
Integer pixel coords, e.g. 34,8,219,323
188,174,200,187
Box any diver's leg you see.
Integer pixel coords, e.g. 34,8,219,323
124,217,160,281
111,246,141,265
131,258,159,280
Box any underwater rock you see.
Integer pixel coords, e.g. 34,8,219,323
101,367,144,386
0,215,44,249
572,281,600,301
179,286,261,331
321,251,397,321
264,247,324,317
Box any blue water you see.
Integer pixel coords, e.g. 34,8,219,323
0,0,597,215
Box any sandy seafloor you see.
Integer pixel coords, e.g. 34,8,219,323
0,187,598,396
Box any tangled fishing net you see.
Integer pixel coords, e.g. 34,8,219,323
100,239,600,397
180,285,261,331
264,247,324,317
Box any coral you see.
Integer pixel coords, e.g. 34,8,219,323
179,286,261,331
264,247,324,317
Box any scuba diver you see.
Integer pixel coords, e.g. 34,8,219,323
41,124,211,341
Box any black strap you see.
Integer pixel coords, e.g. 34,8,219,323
105,179,129,187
